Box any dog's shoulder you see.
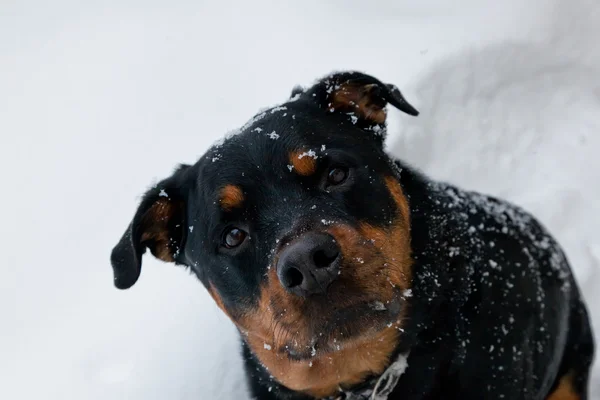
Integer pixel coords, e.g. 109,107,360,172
421,179,572,296
395,163,573,325
391,170,576,397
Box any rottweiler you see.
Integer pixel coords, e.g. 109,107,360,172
111,71,594,399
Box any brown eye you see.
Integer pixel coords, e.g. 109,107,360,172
327,167,348,185
223,228,247,248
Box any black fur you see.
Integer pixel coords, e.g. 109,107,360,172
111,71,594,399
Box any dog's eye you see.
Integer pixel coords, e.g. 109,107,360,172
327,167,349,185
223,227,247,248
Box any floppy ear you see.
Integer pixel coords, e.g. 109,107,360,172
301,71,418,128
110,164,191,289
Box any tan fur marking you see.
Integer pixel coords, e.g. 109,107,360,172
546,372,579,400
330,83,387,124
219,185,244,211
289,150,318,176
208,284,232,318
356,177,412,291
384,176,411,226
139,199,176,262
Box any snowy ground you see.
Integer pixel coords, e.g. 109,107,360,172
2,0,599,399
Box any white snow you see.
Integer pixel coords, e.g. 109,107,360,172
269,106,287,114
372,352,410,400
297,150,318,159
2,0,599,399
347,113,359,125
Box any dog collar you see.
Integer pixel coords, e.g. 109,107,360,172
326,352,409,400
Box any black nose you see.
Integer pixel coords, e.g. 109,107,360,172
276,232,341,297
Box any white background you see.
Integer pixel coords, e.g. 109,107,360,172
2,0,599,398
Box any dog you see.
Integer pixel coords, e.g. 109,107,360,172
111,71,594,399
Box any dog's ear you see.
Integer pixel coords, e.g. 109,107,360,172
301,71,418,128
110,164,191,289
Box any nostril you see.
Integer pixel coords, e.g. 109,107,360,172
313,248,339,269
283,266,304,288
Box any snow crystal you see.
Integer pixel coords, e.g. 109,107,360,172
448,247,460,257
263,343,272,351
298,150,318,159
365,124,387,137
158,189,169,198
270,106,287,114
267,131,280,140
347,112,358,124
371,352,410,399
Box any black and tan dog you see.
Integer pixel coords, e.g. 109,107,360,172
111,71,594,399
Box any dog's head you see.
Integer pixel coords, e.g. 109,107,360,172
111,71,419,397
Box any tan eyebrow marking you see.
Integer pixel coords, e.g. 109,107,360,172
289,149,317,176
219,185,244,211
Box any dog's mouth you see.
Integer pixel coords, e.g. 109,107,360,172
276,294,406,360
